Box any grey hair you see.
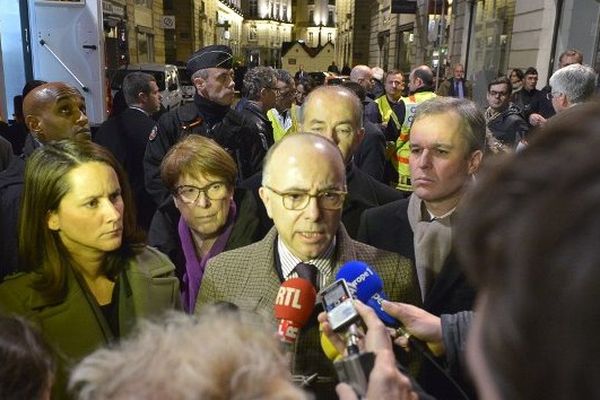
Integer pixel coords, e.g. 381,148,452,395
243,66,277,101
549,64,597,105
69,309,308,400
275,69,294,86
414,97,486,154
191,69,210,81
262,132,345,186
122,72,156,106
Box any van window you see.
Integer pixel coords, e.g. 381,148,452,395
178,67,192,85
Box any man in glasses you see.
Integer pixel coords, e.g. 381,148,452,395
484,76,529,150
196,132,420,399
267,69,299,142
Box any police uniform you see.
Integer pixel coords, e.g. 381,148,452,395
143,45,266,206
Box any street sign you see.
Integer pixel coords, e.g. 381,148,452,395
161,15,176,30
391,0,417,14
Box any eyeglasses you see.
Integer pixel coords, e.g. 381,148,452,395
174,182,230,204
263,186,347,211
489,90,509,97
546,92,562,100
277,89,296,98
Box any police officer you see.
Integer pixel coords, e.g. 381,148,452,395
144,45,266,206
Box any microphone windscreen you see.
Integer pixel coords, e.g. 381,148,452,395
274,278,317,326
337,261,399,327
335,261,383,300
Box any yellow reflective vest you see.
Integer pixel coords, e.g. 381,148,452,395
394,91,437,191
374,95,401,128
267,104,299,142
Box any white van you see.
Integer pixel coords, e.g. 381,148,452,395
110,64,183,110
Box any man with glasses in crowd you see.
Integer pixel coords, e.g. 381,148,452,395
196,132,420,399
267,69,299,142
484,76,529,150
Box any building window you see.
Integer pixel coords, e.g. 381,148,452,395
467,0,516,106
328,10,334,26
328,32,332,42
309,10,314,24
309,32,314,46
282,5,287,20
248,25,257,41
248,0,257,16
328,0,335,4
135,0,153,7
137,32,154,63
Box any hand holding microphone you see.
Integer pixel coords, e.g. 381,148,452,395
382,301,445,356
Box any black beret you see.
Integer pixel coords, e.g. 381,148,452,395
187,45,233,75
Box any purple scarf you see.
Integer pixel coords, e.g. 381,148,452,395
178,201,237,313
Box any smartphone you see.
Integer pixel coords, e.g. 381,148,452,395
320,279,360,332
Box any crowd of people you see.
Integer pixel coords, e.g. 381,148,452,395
0,43,598,400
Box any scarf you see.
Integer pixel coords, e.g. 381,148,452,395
407,194,454,301
193,94,231,126
178,200,237,312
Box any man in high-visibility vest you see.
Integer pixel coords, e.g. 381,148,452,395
267,69,299,142
372,69,405,129
389,65,437,192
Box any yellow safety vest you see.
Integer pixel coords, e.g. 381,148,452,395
267,104,299,142
374,95,401,128
394,91,437,191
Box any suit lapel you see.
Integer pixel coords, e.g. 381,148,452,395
239,228,282,319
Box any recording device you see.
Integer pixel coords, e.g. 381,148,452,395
274,278,317,344
333,324,375,397
320,279,360,332
336,261,472,400
320,277,374,397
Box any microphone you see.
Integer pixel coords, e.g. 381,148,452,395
335,261,398,327
274,278,317,344
336,261,472,400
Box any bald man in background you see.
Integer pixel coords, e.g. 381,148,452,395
0,82,90,279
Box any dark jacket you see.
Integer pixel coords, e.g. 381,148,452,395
511,87,554,121
486,104,530,147
354,121,386,183
143,95,266,206
436,77,473,99
238,100,274,150
357,197,476,399
240,163,405,239
0,135,38,280
147,188,268,284
95,107,157,230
